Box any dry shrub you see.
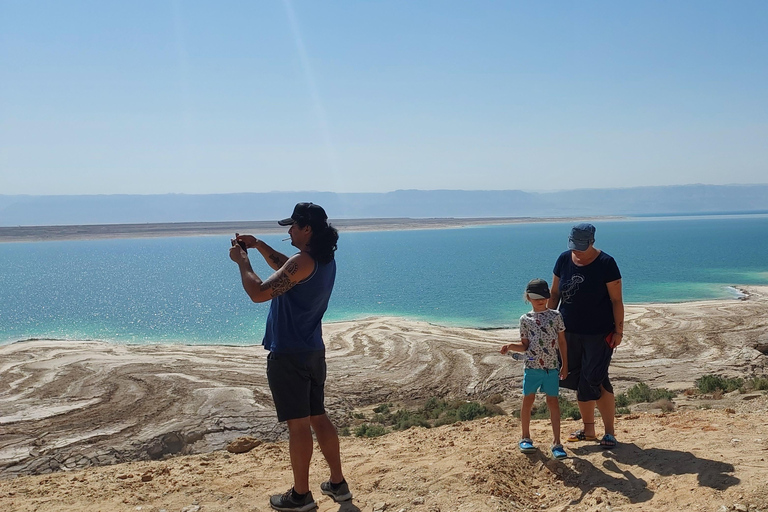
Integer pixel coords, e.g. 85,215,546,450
652,398,676,413
485,393,505,405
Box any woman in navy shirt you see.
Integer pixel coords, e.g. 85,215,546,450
549,223,624,449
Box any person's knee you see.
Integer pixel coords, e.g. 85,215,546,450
577,380,602,402
310,413,334,431
286,416,311,434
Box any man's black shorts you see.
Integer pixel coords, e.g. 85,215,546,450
266,349,326,422
559,332,614,402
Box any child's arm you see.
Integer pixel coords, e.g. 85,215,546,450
557,331,568,379
500,339,530,355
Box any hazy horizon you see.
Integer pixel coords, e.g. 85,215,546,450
4,181,768,198
2,184,768,227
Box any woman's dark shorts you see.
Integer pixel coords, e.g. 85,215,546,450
266,349,326,422
559,332,614,402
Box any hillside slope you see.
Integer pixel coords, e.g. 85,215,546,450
1,403,767,512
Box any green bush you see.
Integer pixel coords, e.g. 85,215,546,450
373,404,391,414
352,397,503,432
434,410,460,427
695,375,744,394
560,397,582,420
370,413,389,424
629,382,676,402
626,382,655,402
354,424,387,438
748,376,768,391
616,382,676,406
423,397,451,419
457,402,488,421
390,409,430,430
394,415,431,430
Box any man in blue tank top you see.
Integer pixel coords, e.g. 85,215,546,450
230,202,352,511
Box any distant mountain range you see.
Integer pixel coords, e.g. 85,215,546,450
1,184,767,226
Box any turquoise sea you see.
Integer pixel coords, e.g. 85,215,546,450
1,215,767,346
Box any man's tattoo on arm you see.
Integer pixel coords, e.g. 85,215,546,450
285,261,299,275
269,272,296,297
268,252,288,268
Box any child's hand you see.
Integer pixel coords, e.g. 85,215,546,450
500,344,509,355
559,366,568,380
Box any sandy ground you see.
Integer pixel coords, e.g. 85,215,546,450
1,286,767,511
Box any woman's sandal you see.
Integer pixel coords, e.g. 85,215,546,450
567,422,597,442
600,433,618,449
567,429,598,442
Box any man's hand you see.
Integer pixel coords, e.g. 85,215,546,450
229,242,248,264
234,233,260,249
559,365,568,380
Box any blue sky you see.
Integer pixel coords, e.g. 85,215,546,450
1,1,767,195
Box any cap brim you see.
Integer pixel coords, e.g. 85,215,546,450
277,218,295,226
568,239,590,251
527,292,550,300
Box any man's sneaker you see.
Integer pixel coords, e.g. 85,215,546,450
269,488,317,511
320,479,353,502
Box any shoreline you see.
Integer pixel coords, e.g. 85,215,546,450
5,211,765,243
0,285,756,347
0,215,623,242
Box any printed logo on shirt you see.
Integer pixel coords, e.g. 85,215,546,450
560,274,584,304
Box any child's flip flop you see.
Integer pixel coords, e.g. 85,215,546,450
518,438,536,454
551,444,567,460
